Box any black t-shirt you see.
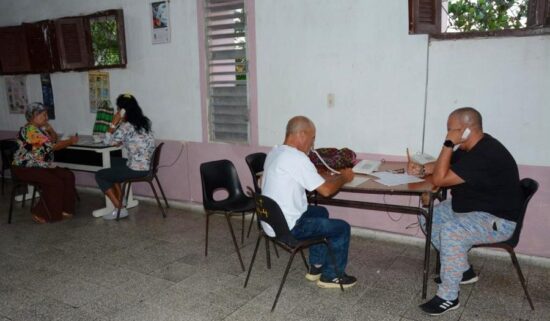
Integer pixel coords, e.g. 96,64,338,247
450,134,521,222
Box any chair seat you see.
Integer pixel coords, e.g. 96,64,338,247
206,196,255,213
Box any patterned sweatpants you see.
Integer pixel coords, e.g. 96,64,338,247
419,200,516,300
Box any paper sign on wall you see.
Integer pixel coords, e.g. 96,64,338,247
5,75,28,114
88,71,110,113
151,0,171,44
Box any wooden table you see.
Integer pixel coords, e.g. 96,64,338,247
312,161,442,299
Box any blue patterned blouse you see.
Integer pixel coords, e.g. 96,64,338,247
103,122,155,171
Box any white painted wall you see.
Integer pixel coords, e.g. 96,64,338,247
254,1,549,166
255,0,430,155
0,0,203,142
425,37,550,166
0,0,548,166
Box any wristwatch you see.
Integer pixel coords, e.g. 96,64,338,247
443,140,455,149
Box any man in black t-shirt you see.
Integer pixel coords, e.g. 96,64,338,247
410,107,521,316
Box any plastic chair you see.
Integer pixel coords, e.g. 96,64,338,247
245,152,280,264
1,139,18,195
200,159,255,271
115,142,169,220
473,178,539,310
3,142,48,223
244,194,343,311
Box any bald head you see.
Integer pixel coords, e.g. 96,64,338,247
285,116,315,138
450,107,483,130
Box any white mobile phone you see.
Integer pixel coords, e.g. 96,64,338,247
461,128,471,141
119,108,126,117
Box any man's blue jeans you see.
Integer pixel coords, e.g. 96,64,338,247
290,206,351,279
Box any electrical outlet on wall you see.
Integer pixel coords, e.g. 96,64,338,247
327,93,335,108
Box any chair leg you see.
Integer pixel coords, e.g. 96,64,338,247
148,181,166,217
244,234,263,288
246,211,256,238
300,249,309,270
31,185,37,208
154,175,169,208
272,250,299,311
117,182,130,221
325,241,344,292
272,240,280,258
8,184,17,224
225,212,245,271
205,212,210,257
265,235,271,269
510,250,534,310
241,212,245,244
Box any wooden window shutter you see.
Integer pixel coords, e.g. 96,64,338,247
0,26,31,74
24,21,60,73
55,17,91,70
527,0,550,26
409,0,441,34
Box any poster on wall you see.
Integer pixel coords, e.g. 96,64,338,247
150,0,171,44
88,71,110,113
40,74,55,119
5,75,28,114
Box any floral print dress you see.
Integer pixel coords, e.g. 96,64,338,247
13,124,54,168
103,122,155,171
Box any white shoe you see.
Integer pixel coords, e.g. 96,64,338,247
103,208,128,220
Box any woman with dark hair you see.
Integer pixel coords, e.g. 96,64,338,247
12,102,79,223
95,94,155,220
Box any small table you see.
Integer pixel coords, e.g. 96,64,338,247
54,135,139,217
313,161,442,299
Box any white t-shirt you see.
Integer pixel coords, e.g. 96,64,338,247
261,145,325,236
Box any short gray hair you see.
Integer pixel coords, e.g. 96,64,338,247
25,102,47,121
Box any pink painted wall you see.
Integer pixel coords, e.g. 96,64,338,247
2,129,549,259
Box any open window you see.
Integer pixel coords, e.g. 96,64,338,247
0,9,126,74
409,0,550,37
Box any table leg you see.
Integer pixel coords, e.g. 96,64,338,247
422,194,435,299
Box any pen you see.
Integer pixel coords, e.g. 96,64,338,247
406,148,410,162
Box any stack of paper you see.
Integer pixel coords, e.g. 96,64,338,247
370,172,424,186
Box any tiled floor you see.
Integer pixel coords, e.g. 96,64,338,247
1,187,549,321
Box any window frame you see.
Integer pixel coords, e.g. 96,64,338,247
409,0,550,39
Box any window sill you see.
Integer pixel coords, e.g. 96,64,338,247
430,26,550,40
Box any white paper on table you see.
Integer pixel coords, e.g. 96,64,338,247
345,176,370,187
370,172,424,186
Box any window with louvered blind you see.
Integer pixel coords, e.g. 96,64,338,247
204,0,249,143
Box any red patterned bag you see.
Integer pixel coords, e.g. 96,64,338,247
309,148,357,170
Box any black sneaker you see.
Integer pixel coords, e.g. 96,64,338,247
419,295,460,315
434,265,478,285
305,265,322,281
317,273,357,289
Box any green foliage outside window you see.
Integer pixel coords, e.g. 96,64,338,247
447,0,527,32
90,16,121,66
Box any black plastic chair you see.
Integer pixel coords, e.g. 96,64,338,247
473,178,539,310
4,139,48,223
244,194,343,311
116,142,169,220
1,139,18,195
245,152,266,194
200,159,255,271
245,152,280,264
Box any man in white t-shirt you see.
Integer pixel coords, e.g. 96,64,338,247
262,116,357,288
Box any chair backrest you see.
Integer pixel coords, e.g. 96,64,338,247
254,194,298,247
1,139,18,171
245,152,266,193
200,159,247,210
506,178,539,247
151,142,164,175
